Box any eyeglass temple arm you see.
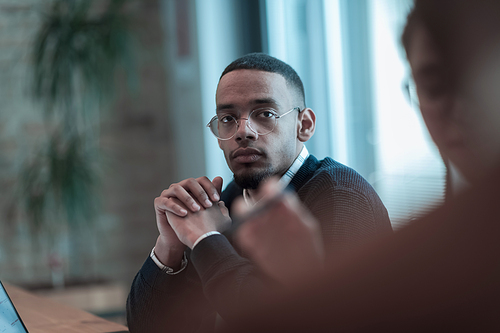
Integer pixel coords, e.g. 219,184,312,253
276,107,301,119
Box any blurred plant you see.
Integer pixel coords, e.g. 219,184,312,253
21,133,99,235
17,0,134,284
33,0,132,124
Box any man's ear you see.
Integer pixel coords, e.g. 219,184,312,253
297,108,316,142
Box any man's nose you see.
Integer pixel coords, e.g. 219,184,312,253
235,118,258,140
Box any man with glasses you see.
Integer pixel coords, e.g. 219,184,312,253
127,53,391,333
213,1,500,331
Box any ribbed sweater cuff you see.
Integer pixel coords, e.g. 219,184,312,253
191,234,246,283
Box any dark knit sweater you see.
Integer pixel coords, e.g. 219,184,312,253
126,155,391,333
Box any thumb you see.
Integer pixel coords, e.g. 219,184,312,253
212,176,224,196
232,196,251,218
218,201,230,217
256,176,282,201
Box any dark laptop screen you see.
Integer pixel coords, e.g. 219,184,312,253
0,281,29,333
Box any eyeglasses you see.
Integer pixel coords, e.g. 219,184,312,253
403,77,420,108
207,107,301,140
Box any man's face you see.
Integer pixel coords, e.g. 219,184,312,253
408,24,454,141
215,69,301,189
408,23,468,176
408,23,500,182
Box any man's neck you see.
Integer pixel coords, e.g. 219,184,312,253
243,145,308,205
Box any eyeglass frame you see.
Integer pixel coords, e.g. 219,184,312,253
403,76,420,108
206,106,302,140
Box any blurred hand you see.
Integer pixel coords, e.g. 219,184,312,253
153,176,223,267
166,199,231,249
234,178,324,287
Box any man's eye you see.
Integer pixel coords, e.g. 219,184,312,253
416,74,450,101
219,115,234,123
255,110,275,118
422,83,448,100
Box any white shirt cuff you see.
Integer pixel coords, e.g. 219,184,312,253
192,231,221,249
150,247,188,275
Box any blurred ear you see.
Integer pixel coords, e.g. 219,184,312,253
297,108,316,142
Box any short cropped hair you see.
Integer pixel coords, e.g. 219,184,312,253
220,53,306,107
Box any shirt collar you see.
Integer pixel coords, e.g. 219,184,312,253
243,146,310,206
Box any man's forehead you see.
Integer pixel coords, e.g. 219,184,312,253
217,69,286,91
216,69,290,107
409,26,442,80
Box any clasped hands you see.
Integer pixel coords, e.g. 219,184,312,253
155,176,231,251
154,175,324,286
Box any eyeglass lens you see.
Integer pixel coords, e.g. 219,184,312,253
209,109,277,139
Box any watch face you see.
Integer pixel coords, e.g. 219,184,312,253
0,281,29,333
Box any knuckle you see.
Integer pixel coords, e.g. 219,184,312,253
164,197,175,207
168,184,184,196
154,196,166,208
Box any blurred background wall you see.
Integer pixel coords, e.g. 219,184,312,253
0,0,445,325
0,0,177,323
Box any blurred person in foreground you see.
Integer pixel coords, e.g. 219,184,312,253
126,53,392,332
227,1,500,331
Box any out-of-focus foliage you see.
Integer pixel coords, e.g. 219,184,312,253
19,0,133,238
20,133,99,233
33,0,131,121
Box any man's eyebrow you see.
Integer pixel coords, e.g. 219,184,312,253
216,98,280,112
253,98,279,106
216,104,235,112
414,64,443,80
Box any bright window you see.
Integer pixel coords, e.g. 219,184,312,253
264,0,446,228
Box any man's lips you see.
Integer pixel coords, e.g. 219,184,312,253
231,148,263,164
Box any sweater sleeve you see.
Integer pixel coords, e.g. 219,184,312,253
298,170,392,255
190,234,281,323
126,185,244,333
126,255,216,333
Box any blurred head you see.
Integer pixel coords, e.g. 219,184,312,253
403,0,500,183
215,54,315,189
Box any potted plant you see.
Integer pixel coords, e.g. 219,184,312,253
18,0,133,288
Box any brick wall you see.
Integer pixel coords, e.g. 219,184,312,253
0,0,176,288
